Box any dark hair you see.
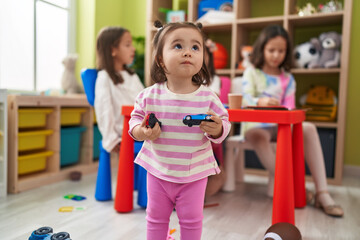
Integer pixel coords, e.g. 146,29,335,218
205,45,216,78
250,25,292,71
150,21,210,86
96,26,135,85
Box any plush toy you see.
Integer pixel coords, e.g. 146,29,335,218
237,45,253,70
293,39,320,68
315,31,342,68
61,54,83,94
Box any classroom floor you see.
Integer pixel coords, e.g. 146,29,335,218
0,168,359,240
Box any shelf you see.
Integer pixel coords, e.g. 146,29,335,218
291,68,340,74
313,121,338,128
236,16,283,28
288,12,343,26
216,69,232,75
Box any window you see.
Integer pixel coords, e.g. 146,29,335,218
0,0,76,92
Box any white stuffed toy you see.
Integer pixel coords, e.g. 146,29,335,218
293,39,320,68
61,54,83,94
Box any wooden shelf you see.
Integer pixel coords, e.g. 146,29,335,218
6,94,103,193
288,12,343,26
291,68,340,74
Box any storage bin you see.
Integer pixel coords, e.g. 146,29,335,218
60,126,86,166
18,151,53,175
93,125,102,159
60,108,87,126
18,108,53,128
18,129,54,151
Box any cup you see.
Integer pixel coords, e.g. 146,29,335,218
228,93,243,109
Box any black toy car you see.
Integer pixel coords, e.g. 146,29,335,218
183,114,214,127
29,227,71,240
146,113,162,129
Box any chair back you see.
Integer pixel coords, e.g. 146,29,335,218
81,68,98,106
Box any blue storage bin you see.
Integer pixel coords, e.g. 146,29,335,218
60,126,87,166
93,125,102,159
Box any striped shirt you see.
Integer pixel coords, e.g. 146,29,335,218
129,82,231,183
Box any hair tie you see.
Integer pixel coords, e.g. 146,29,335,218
154,20,163,31
196,22,203,29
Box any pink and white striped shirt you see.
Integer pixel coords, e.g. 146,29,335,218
129,82,231,183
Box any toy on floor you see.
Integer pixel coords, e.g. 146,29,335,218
146,113,162,128
263,222,302,240
167,228,176,240
58,206,87,212
29,226,71,240
63,194,86,201
183,114,214,127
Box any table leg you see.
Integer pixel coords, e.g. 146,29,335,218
292,123,306,208
272,124,295,224
114,115,134,212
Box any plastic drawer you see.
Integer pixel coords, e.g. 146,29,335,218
18,129,53,151
60,126,86,166
18,151,53,175
18,108,53,129
60,108,87,126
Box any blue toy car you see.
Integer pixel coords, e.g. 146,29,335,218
29,227,71,240
183,114,214,127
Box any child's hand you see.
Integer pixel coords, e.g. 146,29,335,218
199,111,223,139
132,117,161,141
111,143,121,153
258,97,280,106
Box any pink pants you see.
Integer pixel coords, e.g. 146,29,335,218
146,173,208,240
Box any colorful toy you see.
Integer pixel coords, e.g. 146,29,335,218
29,227,71,240
301,85,337,122
63,194,86,201
296,3,317,16
293,40,320,69
58,206,86,212
213,42,228,69
263,222,302,240
146,113,162,128
237,45,253,70
183,114,214,127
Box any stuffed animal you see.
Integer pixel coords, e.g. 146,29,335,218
316,31,342,68
61,54,83,94
293,39,320,68
237,45,253,70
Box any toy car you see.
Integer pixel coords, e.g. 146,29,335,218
183,114,214,127
146,113,162,128
29,227,71,240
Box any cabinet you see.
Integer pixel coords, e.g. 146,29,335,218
0,90,7,197
145,0,353,184
7,95,115,193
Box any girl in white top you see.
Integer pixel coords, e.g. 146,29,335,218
94,27,144,153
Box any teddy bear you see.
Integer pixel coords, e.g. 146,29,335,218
61,54,83,94
313,31,342,68
237,45,253,70
293,39,320,68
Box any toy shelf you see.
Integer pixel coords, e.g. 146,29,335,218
145,0,353,185
7,95,115,193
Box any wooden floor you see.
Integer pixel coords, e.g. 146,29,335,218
0,169,359,240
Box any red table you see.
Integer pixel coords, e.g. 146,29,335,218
114,106,306,225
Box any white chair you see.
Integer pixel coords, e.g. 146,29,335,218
223,135,276,192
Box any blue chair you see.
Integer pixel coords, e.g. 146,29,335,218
81,68,147,207
81,68,112,201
